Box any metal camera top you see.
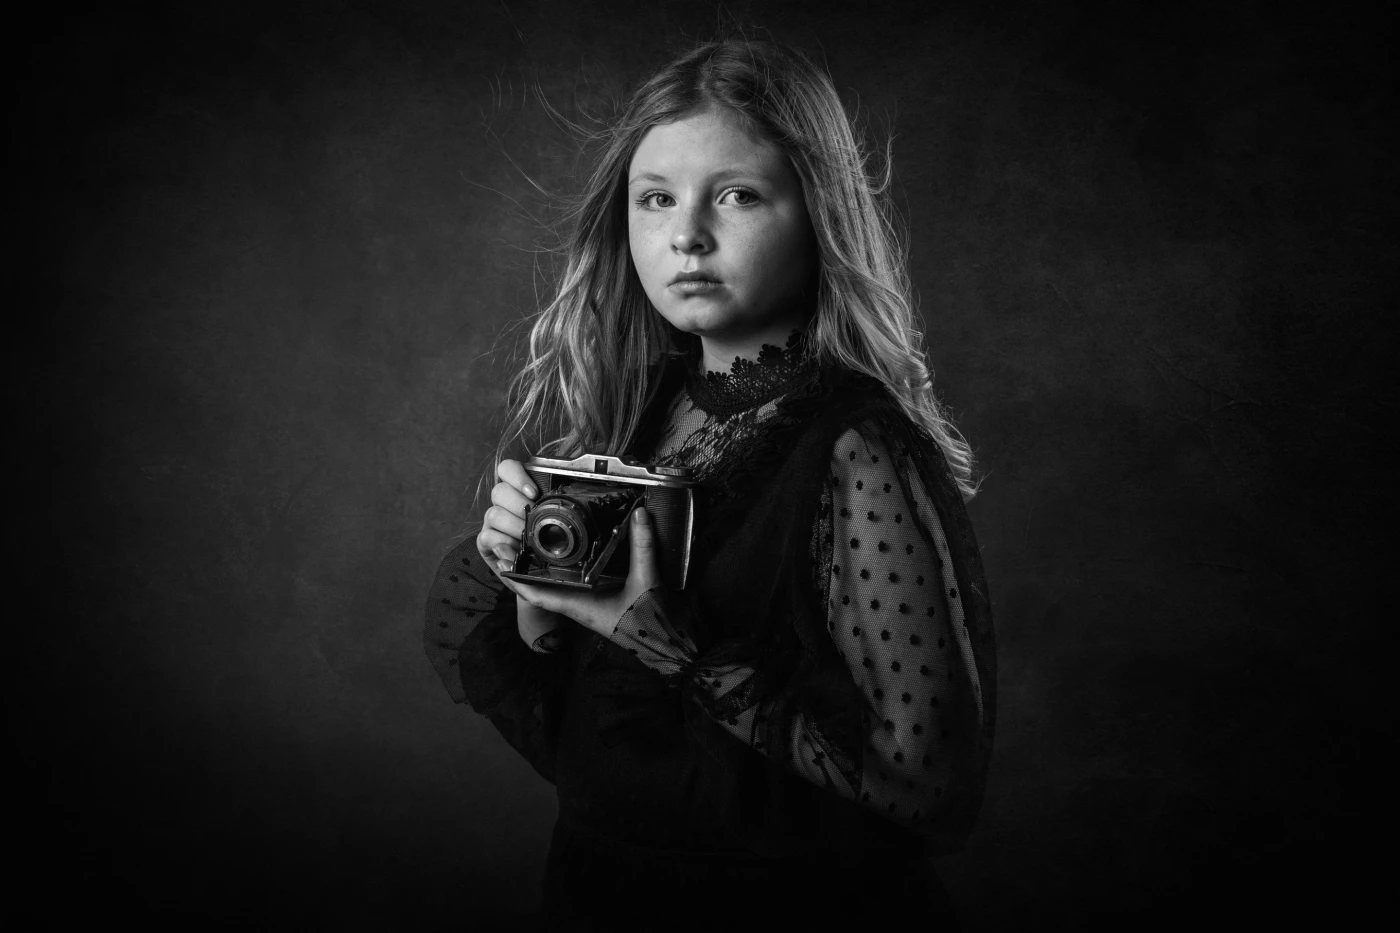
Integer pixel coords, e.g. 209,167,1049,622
525,453,696,487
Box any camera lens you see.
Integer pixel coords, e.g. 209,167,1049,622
537,522,572,557
529,510,584,566
526,485,631,570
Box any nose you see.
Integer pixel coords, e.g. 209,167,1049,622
670,203,713,255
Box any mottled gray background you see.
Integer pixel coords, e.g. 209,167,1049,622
14,0,1393,927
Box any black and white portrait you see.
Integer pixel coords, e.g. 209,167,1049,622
15,1,1390,928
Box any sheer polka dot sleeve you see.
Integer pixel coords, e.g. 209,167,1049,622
824,426,982,830
609,425,984,832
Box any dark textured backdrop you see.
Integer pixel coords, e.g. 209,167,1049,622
14,0,1394,927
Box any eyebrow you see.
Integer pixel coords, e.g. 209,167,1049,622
626,169,765,186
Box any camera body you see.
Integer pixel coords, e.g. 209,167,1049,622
501,453,696,592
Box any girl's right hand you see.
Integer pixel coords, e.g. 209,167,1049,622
476,459,564,647
477,458,538,576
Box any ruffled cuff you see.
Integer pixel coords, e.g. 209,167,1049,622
425,537,571,786
609,587,756,713
456,587,563,716
609,589,865,797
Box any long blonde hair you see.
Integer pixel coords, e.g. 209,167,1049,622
493,39,982,503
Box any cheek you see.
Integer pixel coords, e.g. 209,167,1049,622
628,218,665,284
739,215,813,282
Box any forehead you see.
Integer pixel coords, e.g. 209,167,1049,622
628,106,789,179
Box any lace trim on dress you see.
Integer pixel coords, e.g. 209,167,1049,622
684,330,818,420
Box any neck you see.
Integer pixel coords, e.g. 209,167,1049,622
698,322,809,375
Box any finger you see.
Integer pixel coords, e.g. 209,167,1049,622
485,505,525,543
628,506,659,590
495,459,539,500
477,529,520,565
478,527,517,555
476,531,503,565
490,481,533,520
489,551,517,579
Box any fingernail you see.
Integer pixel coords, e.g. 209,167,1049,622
634,507,647,524
525,484,537,498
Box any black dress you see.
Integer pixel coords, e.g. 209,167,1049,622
424,337,995,931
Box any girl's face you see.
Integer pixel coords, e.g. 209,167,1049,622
627,106,817,347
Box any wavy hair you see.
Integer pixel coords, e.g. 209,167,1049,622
492,38,981,503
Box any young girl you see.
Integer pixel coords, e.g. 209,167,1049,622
425,39,994,931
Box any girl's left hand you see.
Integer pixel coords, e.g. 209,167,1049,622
500,505,661,639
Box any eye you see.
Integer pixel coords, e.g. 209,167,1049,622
721,187,760,206
635,191,675,209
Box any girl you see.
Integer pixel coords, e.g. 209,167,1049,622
425,38,994,931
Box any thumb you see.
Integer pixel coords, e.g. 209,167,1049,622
628,505,660,590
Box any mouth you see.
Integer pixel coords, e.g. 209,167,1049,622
668,271,723,294
669,270,721,286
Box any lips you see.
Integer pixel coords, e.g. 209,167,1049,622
669,270,721,285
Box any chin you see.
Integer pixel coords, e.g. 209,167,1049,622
656,300,739,336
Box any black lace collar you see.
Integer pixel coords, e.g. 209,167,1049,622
683,330,820,418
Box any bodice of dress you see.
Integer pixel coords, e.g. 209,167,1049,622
648,330,824,478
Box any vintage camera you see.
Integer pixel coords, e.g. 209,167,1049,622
500,453,696,592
